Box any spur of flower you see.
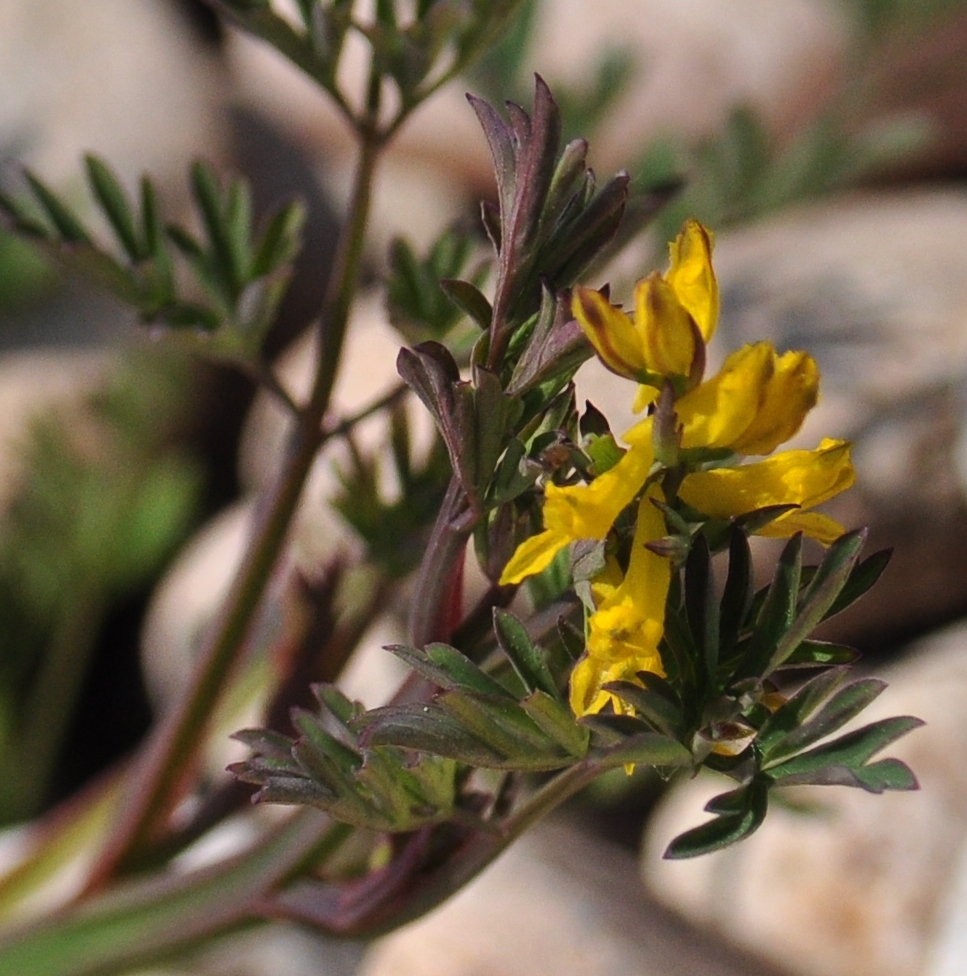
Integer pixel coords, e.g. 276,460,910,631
499,219,855,718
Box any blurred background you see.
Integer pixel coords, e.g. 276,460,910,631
2,1,967,974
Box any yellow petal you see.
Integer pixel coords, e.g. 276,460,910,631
729,350,820,455
499,528,568,585
633,274,696,377
569,649,664,718
632,383,660,414
543,439,654,540
666,219,719,341
572,287,644,380
622,413,654,448
678,439,855,534
590,555,624,605
757,510,846,546
677,343,774,450
569,654,613,717
618,490,672,628
571,490,669,718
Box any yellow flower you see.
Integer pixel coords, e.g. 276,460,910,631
674,343,819,454
678,438,855,545
665,219,719,340
570,490,670,717
572,219,718,392
497,217,857,725
498,419,655,585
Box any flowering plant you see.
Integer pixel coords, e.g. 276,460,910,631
0,3,920,973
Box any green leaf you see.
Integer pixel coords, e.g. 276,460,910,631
768,715,924,785
359,702,506,766
685,535,719,684
664,778,768,859
756,667,852,761
224,178,254,284
189,160,237,299
493,609,558,697
488,438,538,505
737,533,801,679
473,366,521,490
437,691,567,766
251,198,306,277
139,177,174,300
660,599,699,692
440,278,492,330
386,643,511,699
85,155,143,260
603,680,684,739
0,186,49,237
718,528,752,664
778,639,858,669
851,757,918,792
591,732,691,770
24,172,90,243
823,547,891,621
519,690,589,756
766,529,867,674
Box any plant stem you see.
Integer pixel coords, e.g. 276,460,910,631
325,760,605,938
15,591,102,818
407,476,476,647
0,811,350,976
84,129,383,889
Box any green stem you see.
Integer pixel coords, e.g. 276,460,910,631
0,811,350,976
15,591,102,818
84,130,382,888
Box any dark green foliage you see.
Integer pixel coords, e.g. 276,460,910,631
360,632,590,770
231,685,457,831
595,527,920,859
0,157,306,359
333,403,451,578
386,225,489,355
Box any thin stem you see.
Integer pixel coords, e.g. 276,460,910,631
256,360,301,416
0,811,351,976
337,760,605,938
209,2,356,127
320,381,408,446
83,129,383,890
16,591,102,817
407,476,476,647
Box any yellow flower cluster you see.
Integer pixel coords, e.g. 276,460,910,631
499,220,855,718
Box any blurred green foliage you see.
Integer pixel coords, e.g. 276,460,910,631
0,347,202,822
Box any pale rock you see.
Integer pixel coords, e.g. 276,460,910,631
123,921,364,976
139,495,408,715
711,189,967,645
0,0,225,195
140,500,259,710
643,621,967,976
